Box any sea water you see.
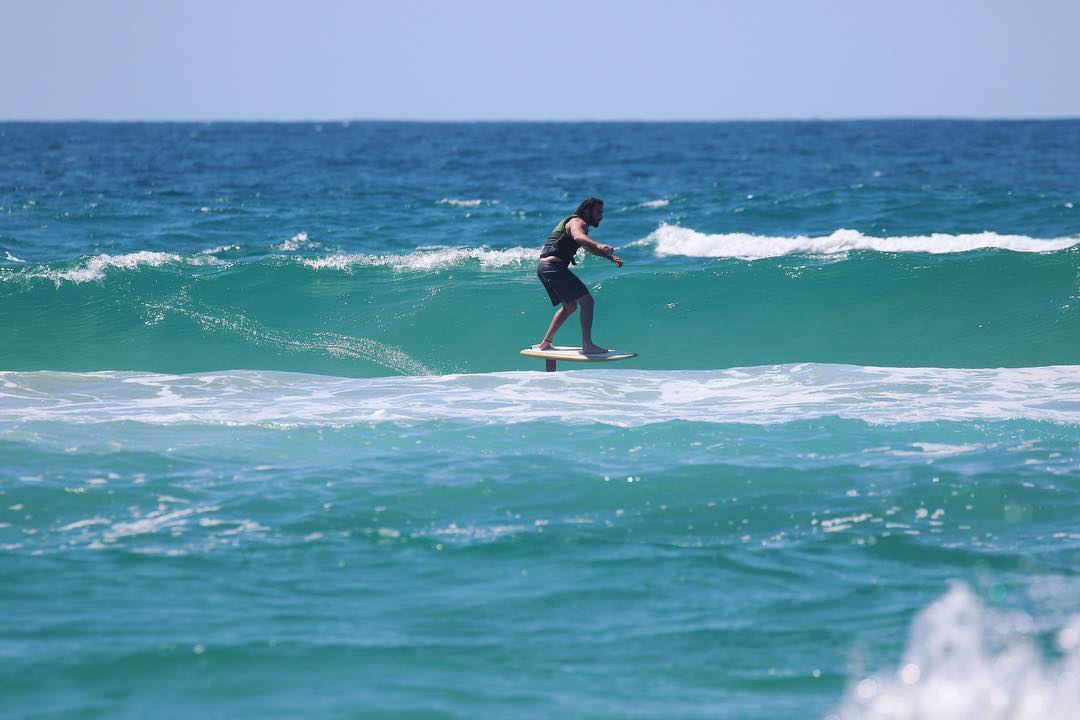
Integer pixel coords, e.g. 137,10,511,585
1,121,1078,719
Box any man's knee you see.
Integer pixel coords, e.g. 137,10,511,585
562,300,578,312
577,293,594,308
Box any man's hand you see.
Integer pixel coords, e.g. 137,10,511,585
597,244,623,267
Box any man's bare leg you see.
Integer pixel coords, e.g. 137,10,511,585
577,294,608,354
538,301,577,350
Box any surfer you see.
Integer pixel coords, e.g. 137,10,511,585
536,197,623,354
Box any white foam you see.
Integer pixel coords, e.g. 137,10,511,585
636,225,1080,259
638,199,670,209
3,251,183,285
55,251,179,284
888,443,984,458
301,246,537,272
830,583,1080,720
47,502,268,550
103,505,204,542
185,254,228,267
201,244,240,255
437,198,495,208
57,517,111,532
0,364,1076,428
4,251,25,263
276,231,315,252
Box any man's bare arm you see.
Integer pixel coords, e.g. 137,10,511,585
568,218,623,266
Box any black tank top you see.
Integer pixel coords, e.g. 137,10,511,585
539,214,580,265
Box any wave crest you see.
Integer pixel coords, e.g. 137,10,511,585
301,246,537,272
10,251,185,285
636,225,1080,259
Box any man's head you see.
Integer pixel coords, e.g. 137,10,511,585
575,197,604,228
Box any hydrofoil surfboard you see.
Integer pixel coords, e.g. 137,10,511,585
520,346,637,372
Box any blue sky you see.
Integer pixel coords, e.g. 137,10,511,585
4,0,1078,120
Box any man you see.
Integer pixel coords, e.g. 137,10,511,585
535,197,623,354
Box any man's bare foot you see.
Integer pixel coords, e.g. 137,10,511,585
582,343,608,355
537,340,554,351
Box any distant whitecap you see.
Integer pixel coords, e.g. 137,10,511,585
276,231,312,252
437,198,496,208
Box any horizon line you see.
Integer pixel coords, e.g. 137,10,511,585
3,115,1080,124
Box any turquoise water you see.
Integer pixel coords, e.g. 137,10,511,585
2,121,1079,719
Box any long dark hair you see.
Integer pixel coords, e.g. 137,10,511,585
574,197,603,217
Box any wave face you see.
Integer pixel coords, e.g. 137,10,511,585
3,121,1080,720
2,244,1077,374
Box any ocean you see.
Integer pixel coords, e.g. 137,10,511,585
1,120,1078,719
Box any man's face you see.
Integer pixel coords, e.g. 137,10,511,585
590,204,604,227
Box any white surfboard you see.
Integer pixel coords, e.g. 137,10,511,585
520,345,637,363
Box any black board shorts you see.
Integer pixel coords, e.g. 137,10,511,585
537,258,589,306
